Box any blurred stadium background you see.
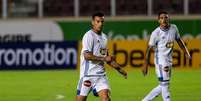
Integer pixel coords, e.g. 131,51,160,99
0,0,201,101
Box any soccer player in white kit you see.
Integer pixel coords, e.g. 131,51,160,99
141,11,191,101
76,12,127,101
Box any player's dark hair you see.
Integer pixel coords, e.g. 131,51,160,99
92,12,104,20
158,11,168,19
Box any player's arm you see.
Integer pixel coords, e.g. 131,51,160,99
175,25,191,59
107,59,127,79
106,51,127,79
84,51,112,62
176,38,191,59
142,45,153,76
142,30,157,76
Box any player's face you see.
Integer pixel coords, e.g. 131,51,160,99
158,14,169,27
92,16,104,33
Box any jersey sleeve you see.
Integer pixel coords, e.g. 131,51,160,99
82,32,93,52
174,25,181,40
149,31,157,47
103,33,108,46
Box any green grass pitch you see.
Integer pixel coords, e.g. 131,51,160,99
0,68,201,101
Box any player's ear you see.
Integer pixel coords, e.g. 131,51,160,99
91,20,94,26
158,19,160,23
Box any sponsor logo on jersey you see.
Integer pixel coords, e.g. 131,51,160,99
84,80,91,87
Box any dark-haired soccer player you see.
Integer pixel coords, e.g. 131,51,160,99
76,12,127,101
142,11,191,101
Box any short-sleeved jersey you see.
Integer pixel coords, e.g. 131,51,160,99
80,29,108,78
149,24,180,66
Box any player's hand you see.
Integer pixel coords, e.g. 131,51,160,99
104,56,113,63
188,55,192,60
142,63,148,76
186,54,192,60
108,60,127,79
117,69,127,79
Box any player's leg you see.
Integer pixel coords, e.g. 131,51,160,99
95,76,111,101
76,77,92,101
142,65,163,101
98,89,111,101
76,96,87,101
161,81,170,101
142,85,161,101
160,66,171,101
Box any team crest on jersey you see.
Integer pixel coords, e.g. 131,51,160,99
84,80,91,87
100,48,107,55
166,42,174,48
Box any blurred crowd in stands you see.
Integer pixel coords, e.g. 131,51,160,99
0,0,201,18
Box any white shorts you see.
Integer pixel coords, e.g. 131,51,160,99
76,75,110,96
155,64,172,82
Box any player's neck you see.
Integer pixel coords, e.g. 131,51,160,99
92,29,102,35
160,24,170,30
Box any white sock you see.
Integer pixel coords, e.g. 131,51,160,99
161,82,170,101
142,85,161,101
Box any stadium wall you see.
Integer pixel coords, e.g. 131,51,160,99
0,17,201,69
58,19,201,41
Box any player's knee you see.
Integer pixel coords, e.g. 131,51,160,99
99,92,110,101
100,95,110,101
76,96,87,101
98,89,110,101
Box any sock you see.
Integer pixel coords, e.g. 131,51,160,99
161,81,170,101
142,85,161,101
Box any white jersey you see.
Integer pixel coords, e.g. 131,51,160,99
149,24,180,66
80,29,108,78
